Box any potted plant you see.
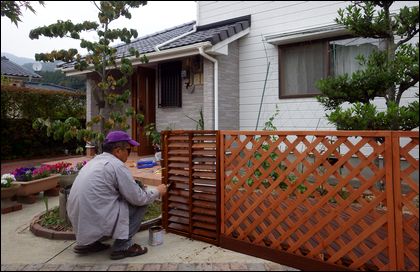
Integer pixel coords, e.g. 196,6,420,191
1,174,21,199
11,165,60,203
144,123,162,162
54,160,87,188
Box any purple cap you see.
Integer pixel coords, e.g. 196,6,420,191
104,130,140,146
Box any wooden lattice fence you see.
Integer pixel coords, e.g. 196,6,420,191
219,130,418,271
162,130,419,271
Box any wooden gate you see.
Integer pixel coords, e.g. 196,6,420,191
161,130,220,244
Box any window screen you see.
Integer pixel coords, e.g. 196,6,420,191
158,61,182,107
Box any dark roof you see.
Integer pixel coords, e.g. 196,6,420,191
160,15,251,50
59,15,251,70
114,21,196,57
1,56,42,78
24,82,80,92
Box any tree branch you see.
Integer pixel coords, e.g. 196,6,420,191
91,1,101,12
396,28,420,47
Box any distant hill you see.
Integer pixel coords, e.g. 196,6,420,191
1,52,62,72
1,52,34,66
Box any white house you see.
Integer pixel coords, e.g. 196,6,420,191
197,1,419,131
60,1,419,155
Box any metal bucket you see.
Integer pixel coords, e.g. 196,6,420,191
148,226,164,246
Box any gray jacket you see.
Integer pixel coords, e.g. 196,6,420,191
67,152,160,246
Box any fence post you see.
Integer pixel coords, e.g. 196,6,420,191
216,130,222,243
188,132,193,237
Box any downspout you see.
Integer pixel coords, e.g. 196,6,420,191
155,24,197,52
198,47,218,130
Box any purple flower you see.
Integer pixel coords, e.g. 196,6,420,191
12,167,35,181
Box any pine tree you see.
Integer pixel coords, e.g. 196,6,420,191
316,1,419,130
30,1,148,152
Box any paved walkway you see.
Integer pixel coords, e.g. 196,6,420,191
1,262,295,271
1,155,300,271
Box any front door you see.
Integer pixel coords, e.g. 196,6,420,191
132,67,156,155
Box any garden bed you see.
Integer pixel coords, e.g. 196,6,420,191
30,200,162,240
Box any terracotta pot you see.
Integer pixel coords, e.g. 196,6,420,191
58,174,77,188
1,183,21,199
15,174,60,196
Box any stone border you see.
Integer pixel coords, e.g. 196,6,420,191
30,211,162,240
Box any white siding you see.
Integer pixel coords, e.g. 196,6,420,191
198,1,419,131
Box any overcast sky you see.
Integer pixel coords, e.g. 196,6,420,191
1,1,197,59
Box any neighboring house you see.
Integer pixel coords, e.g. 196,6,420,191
1,56,79,93
23,82,80,93
1,56,42,86
59,1,419,155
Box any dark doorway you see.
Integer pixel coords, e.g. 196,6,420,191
132,67,156,155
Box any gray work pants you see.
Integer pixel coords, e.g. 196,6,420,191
112,203,148,251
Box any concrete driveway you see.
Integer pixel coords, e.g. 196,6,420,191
1,193,299,271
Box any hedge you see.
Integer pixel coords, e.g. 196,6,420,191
1,85,86,160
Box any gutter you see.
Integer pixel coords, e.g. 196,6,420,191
198,47,218,130
155,24,197,52
60,42,212,76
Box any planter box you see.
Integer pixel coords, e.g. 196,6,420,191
1,183,21,199
58,174,77,188
1,183,23,214
16,174,59,197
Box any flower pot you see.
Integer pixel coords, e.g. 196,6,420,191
15,174,60,197
1,183,21,199
1,183,22,214
58,174,77,188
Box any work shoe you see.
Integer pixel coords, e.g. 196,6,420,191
110,243,148,260
73,241,110,254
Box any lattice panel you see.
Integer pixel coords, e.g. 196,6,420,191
162,131,219,244
221,131,396,271
392,132,419,271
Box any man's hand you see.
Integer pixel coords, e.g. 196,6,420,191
156,184,167,196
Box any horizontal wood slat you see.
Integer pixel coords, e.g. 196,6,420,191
168,156,189,162
168,150,189,155
169,162,189,168
193,164,216,171
163,131,219,245
168,222,189,232
193,157,216,163
169,215,189,225
168,169,189,176
192,172,216,179
168,202,189,210
192,143,216,149
192,150,216,156
193,179,216,186
168,176,189,183
193,228,217,238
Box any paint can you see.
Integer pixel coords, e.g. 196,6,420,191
148,225,164,246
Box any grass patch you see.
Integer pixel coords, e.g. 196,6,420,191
143,201,162,221
39,201,162,232
40,206,72,231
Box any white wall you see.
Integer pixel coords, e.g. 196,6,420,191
198,1,419,131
